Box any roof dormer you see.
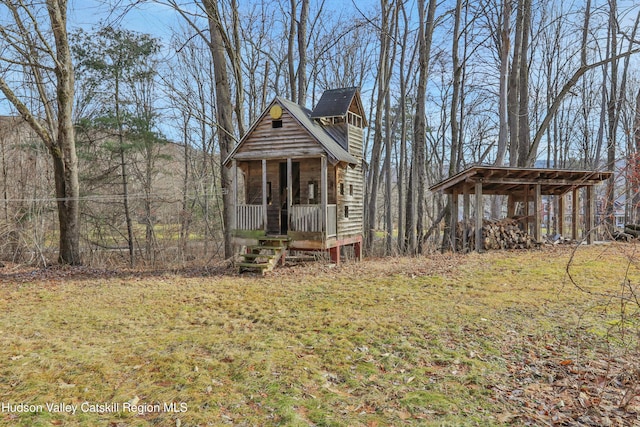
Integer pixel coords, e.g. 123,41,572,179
310,87,367,129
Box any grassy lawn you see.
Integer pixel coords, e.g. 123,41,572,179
0,244,639,426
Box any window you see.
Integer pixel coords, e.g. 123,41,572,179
349,184,353,196
344,206,349,218
340,183,344,196
272,120,283,128
308,181,317,204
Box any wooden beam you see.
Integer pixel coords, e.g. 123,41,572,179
586,185,594,244
572,188,578,240
232,159,237,230
534,183,541,242
558,194,564,237
321,155,327,234
475,181,483,253
523,185,530,235
262,159,268,232
463,185,470,252
287,158,293,233
451,190,459,253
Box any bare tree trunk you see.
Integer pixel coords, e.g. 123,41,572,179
203,0,236,259
230,0,245,137
297,0,309,106
508,0,524,166
288,0,297,103
517,0,531,166
442,0,463,251
397,2,410,253
495,0,511,166
119,147,135,266
180,112,192,258
634,89,640,220
605,0,619,232
0,0,81,265
365,0,393,252
114,74,136,267
409,0,437,254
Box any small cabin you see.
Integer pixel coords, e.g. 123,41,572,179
224,87,366,270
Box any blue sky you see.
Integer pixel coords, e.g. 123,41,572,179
68,0,179,38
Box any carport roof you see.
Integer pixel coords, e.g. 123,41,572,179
429,165,612,196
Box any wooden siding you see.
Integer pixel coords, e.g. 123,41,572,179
348,126,364,160
234,109,325,161
336,160,364,238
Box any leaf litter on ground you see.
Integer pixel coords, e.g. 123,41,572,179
0,244,639,425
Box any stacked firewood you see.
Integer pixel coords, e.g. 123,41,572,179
456,218,535,251
613,224,640,241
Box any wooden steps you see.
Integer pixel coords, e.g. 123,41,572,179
238,236,289,274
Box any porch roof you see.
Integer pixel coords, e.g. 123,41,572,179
429,165,612,196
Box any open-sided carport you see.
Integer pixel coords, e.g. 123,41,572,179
429,166,613,252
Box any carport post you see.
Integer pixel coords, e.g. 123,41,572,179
451,189,459,253
475,181,483,253
586,185,594,244
463,185,470,252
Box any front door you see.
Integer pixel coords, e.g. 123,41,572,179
279,161,300,234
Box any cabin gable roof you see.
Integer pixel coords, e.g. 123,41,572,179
223,95,359,167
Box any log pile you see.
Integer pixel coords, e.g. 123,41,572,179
621,224,640,240
456,218,535,251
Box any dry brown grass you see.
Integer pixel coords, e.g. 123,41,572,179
0,243,639,426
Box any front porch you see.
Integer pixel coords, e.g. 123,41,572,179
235,203,338,239
230,156,343,250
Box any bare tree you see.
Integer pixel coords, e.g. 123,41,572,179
364,0,395,252
407,0,437,254
203,0,237,258
0,0,80,265
495,0,511,166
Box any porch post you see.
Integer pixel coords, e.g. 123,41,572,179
321,155,328,233
287,158,293,232
523,185,530,235
262,159,268,232
558,194,565,237
533,183,541,242
232,159,237,230
475,181,483,253
572,188,578,240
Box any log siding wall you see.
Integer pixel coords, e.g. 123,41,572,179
234,110,324,161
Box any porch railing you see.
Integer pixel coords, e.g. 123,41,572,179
290,204,337,237
290,205,320,232
235,203,337,236
236,204,264,230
